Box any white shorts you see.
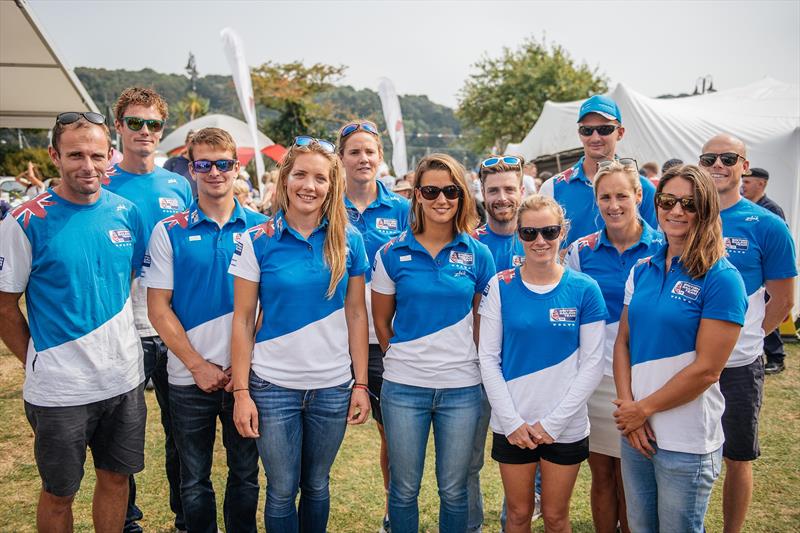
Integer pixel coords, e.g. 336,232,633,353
588,374,622,458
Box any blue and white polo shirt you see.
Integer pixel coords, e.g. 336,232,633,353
539,156,658,246
228,211,369,389
478,268,607,441
0,189,147,406
104,163,193,336
720,198,797,368
625,244,747,454
472,223,525,272
345,180,409,344
371,230,495,387
142,200,267,385
565,221,663,376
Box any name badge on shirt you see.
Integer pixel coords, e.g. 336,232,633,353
671,281,701,301
449,251,474,267
108,229,132,244
723,237,749,253
159,197,180,210
400,255,412,262
376,218,398,231
189,235,202,242
550,308,577,324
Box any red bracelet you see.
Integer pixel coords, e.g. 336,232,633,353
353,384,369,391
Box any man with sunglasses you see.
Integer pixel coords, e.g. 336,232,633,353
539,95,658,246
0,112,148,532
143,127,264,533
105,87,193,533
700,134,797,533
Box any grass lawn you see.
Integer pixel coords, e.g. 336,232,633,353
0,342,798,532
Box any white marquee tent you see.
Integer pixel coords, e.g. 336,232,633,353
506,78,800,254
0,0,100,129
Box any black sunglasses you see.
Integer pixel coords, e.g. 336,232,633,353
417,185,462,200
655,193,697,213
191,159,237,173
698,152,744,167
518,225,562,242
122,116,165,132
56,111,106,125
578,125,617,137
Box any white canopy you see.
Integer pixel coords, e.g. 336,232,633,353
0,0,99,129
159,114,274,161
506,79,800,257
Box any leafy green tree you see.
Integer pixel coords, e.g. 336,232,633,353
251,61,346,146
0,147,57,178
457,38,608,153
174,91,210,125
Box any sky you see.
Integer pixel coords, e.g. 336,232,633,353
28,0,800,109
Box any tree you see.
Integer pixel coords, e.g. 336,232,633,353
251,61,346,146
457,38,607,154
174,91,210,126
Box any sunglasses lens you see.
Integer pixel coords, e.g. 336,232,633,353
216,159,235,171
699,154,716,167
361,122,379,135
482,157,501,167
146,119,164,132
578,126,592,136
124,117,144,131
85,112,106,124
319,140,335,153
294,136,313,147
656,194,677,210
57,112,81,125
541,226,561,240
419,186,440,200
719,153,739,166
193,160,212,173
682,198,697,212
341,124,359,137
502,156,521,165
518,228,537,241
596,125,616,136
442,186,461,200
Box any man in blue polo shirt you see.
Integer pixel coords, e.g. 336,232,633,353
0,112,147,532
539,95,658,246
700,134,797,533
143,127,264,533
105,87,193,533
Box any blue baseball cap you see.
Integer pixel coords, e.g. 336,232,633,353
578,95,622,123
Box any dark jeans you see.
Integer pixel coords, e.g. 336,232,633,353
125,336,185,533
170,384,259,533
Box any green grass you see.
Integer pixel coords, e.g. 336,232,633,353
1,343,798,532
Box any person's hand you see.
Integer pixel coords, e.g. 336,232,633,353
233,392,260,438
613,399,648,435
531,421,555,445
626,421,656,458
191,360,230,393
507,423,538,450
347,388,370,425
223,367,234,392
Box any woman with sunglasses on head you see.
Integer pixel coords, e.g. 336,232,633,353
337,119,410,532
478,195,607,533
563,160,663,533
613,165,747,533
372,153,495,533
229,136,371,533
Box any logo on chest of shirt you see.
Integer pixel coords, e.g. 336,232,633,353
159,197,180,211
168,178,178,184
671,281,701,301
375,218,398,231
512,255,525,267
550,307,577,325
723,237,749,253
745,215,759,222
108,229,133,245
449,251,474,268
116,203,127,212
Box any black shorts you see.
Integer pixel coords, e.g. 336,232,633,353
24,383,147,497
367,344,385,425
491,432,589,465
720,358,764,461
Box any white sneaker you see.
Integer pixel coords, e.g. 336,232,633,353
532,493,542,521
379,514,391,533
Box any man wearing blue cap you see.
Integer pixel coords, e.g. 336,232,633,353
539,95,658,246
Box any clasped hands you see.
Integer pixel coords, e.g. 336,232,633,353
508,421,554,450
613,398,656,458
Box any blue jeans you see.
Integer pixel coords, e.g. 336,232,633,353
250,373,351,533
125,336,184,533
467,387,491,532
381,380,483,533
621,438,722,533
169,384,259,533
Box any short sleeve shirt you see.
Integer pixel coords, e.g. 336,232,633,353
228,211,369,389
371,230,495,387
0,188,146,406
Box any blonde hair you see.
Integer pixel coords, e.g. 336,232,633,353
336,119,383,157
516,195,570,252
593,161,642,198
233,179,250,197
410,153,477,234
478,154,524,185
274,141,348,298
188,127,237,161
657,165,724,278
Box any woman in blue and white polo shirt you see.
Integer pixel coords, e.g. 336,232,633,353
613,164,747,532
372,153,495,533
565,160,662,533
479,194,607,533
228,137,371,533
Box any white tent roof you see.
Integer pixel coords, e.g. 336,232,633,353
506,78,800,258
159,114,274,155
0,0,99,129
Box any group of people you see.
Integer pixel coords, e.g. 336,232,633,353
0,87,796,533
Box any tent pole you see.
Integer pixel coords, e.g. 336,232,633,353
556,153,562,172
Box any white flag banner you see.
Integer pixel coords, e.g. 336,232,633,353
377,77,408,177
220,27,264,194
